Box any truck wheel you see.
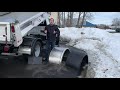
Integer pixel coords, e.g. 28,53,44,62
23,41,42,64
32,41,41,57
28,41,42,64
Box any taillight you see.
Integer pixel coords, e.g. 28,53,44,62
4,45,9,52
11,25,15,33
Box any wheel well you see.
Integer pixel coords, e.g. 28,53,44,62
37,39,42,46
76,55,88,77
80,55,88,71
62,49,70,62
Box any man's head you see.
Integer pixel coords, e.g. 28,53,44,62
49,18,54,25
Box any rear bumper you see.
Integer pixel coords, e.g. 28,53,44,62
0,53,23,62
0,53,22,58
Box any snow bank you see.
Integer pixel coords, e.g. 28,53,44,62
60,27,120,78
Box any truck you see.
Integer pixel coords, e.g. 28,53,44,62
0,12,88,77
0,12,50,57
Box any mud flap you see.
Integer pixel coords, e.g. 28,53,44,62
28,56,42,64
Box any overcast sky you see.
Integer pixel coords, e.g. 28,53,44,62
73,12,120,25
0,12,119,25
88,12,120,25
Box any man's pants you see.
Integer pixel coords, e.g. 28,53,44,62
45,40,55,62
56,37,60,46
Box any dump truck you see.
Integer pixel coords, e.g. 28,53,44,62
0,12,88,77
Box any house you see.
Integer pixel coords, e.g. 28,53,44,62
82,21,96,27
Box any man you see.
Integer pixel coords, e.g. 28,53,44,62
43,18,60,64
55,27,60,47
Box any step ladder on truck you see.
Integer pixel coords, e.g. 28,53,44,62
0,12,88,77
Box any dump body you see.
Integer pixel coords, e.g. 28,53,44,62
0,12,50,47
0,12,39,23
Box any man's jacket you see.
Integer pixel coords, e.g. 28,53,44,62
45,24,60,41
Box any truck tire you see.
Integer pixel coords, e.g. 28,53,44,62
31,41,41,57
23,41,42,64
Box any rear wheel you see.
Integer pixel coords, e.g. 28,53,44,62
32,41,41,57
23,41,42,64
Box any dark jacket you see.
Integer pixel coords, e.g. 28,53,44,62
45,24,60,42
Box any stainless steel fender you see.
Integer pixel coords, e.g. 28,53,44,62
18,46,31,55
49,46,70,64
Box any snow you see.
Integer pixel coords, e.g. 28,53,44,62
60,27,120,78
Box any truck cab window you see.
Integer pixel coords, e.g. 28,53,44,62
38,20,47,26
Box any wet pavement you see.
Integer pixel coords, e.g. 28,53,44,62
0,45,83,78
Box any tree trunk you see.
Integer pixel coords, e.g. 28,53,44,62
58,12,61,27
80,12,86,28
76,12,82,27
64,12,65,27
70,12,72,26
66,12,70,27
68,12,71,27
70,12,74,27
61,12,64,27
68,12,70,20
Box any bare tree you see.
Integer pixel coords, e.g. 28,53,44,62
69,12,71,26
62,12,64,27
68,12,70,20
85,12,94,21
80,12,94,28
66,12,68,27
66,12,74,27
112,18,120,26
76,12,82,27
58,12,61,27
80,12,86,28
66,12,70,27
64,12,65,27
58,12,93,28
70,12,74,26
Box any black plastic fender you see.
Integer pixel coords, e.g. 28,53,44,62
66,46,88,70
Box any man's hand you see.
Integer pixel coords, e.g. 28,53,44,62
44,30,47,34
56,34,58,37
53,30,56,34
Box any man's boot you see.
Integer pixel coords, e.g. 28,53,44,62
42,57,49,65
